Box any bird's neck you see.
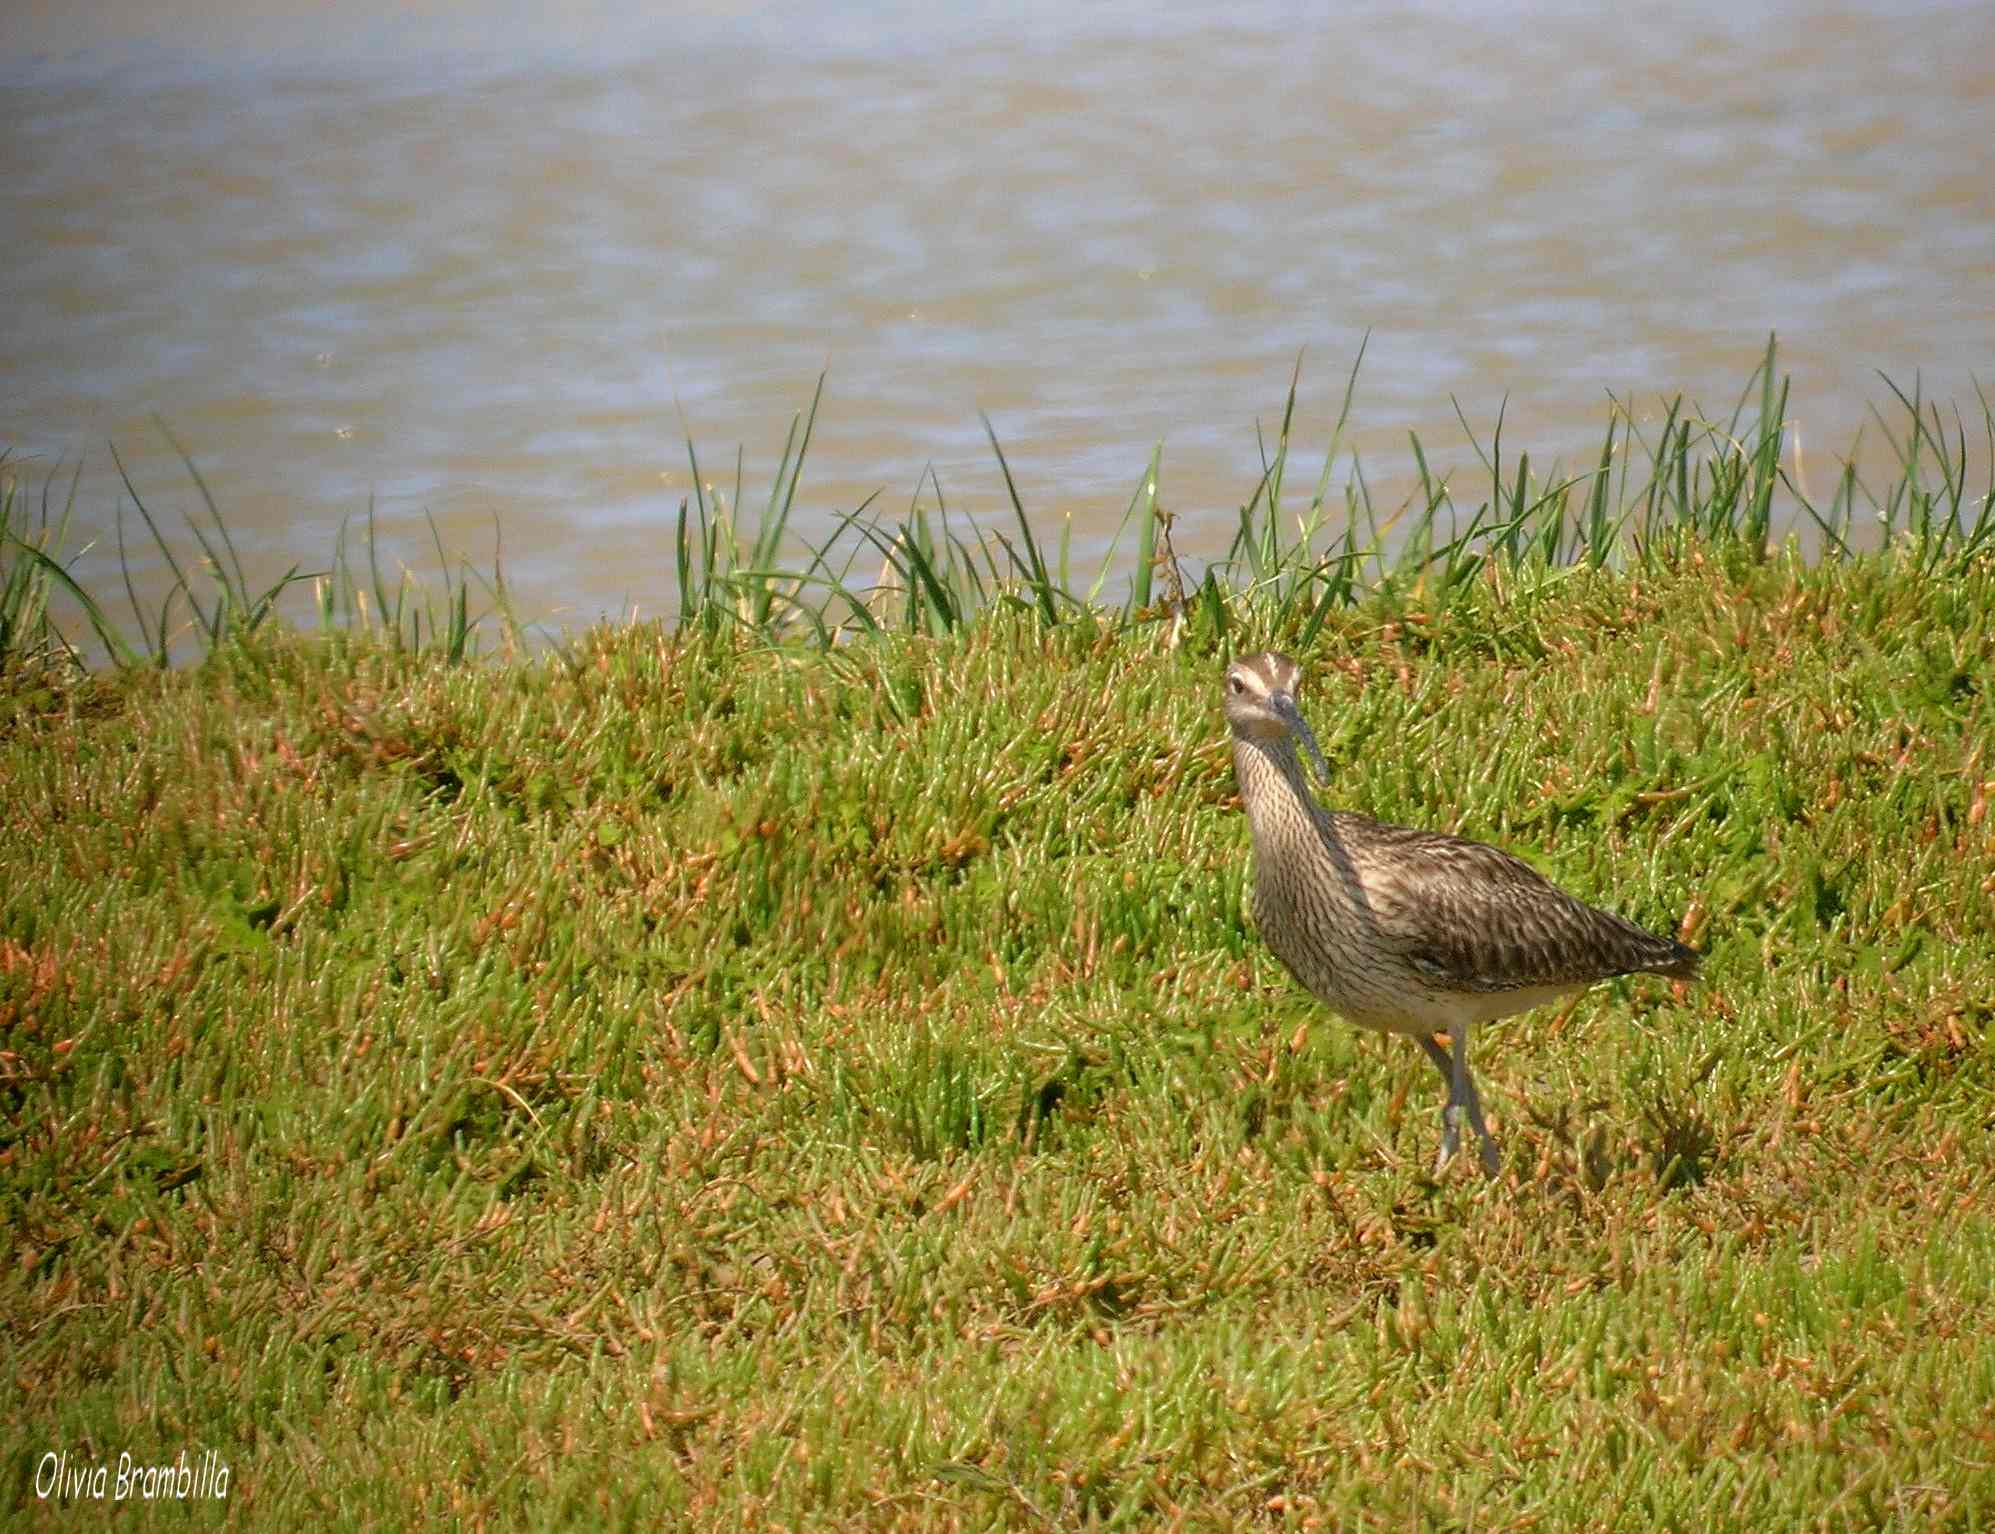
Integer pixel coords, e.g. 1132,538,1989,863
1232,735,1327,838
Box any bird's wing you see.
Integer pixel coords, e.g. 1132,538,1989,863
1335,815,1696,993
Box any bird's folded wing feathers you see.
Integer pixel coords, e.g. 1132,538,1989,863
1340,817,1697,992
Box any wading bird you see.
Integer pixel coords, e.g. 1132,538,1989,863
1223,651,1699,1174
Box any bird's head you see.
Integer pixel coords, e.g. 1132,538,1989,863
1223,650,1329,779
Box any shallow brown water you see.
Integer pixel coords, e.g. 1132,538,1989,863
5,0,1992,633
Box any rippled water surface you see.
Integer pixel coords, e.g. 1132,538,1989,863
5,1,1991,625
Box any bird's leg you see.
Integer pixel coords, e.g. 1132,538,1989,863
1417,1035,1462,1168
1462,1077,1500,1177
1448,1023,1475,1175
1450,1025,1500,1176
1421,1030,1500,1177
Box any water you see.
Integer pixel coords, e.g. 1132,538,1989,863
5,0,1991,631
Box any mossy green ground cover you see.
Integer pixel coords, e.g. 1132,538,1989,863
4,531,1992,1528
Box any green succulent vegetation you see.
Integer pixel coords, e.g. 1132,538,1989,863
4,340,1993,1528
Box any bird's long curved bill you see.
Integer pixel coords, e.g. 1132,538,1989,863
1270,693,1330,784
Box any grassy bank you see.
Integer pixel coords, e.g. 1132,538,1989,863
4,351,1995,1528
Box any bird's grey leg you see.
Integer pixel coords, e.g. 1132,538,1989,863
1421,1031,1500,1176
1450,1024,1500,1176
1462,1074,1500,1177
1449,1023,1475,1175
1417,1035,1462,1167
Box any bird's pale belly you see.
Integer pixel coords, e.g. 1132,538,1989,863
1251,878,1430,1034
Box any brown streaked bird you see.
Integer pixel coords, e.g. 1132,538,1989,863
1223,650,1699,1174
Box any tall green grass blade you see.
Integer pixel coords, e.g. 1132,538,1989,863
363,496,395,645
1132,443,1162,612
3,538,140,669
1263,352,1304,571
109,439,210,647
1585,412,1617,566
674,499,694,631
152,413,253,610
1092,442,1162,612
981,414,1059,626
